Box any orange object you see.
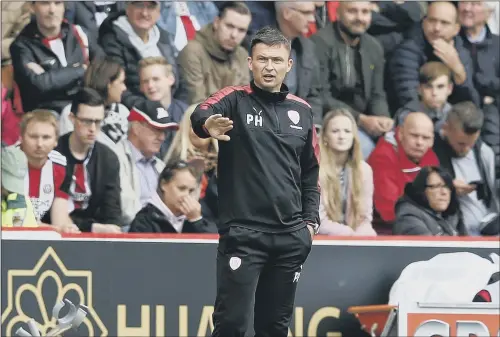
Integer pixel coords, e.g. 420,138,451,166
348,304,396,336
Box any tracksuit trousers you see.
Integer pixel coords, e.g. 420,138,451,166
211,225,313,337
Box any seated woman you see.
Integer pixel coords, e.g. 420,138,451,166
319,109,376,236
163,104,219,223
59,55,128,148
129,160,217,233
393,166,467,236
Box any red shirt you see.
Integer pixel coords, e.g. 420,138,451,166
367,132,439,224
28,161,69,200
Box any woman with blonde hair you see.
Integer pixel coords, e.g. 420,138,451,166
164,104,219,222
319,109,376,236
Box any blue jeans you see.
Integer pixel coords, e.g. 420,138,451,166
358,129,376,159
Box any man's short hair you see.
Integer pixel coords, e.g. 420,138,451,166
138,56,173,77
218,1,251,19
419,61,452,85
250,26,291,55
447,101,484,134
70,87,105,116
20,110,59,137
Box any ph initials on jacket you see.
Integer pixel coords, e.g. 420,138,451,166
247,107,263,127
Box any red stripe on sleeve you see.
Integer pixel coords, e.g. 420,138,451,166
286,94,311,108
200,85,251,110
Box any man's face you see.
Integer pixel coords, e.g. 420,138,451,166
458,1,490,29
140,65,174,102
249,43,293,92
442,121,480,157
160,169,197,216
283,2,316,36
126,1,160,33
213,9,251,52
70,104,105,147
337,2,372,36
32,1,64,32
131,122,166,158
399,122,435,162
21,121,58,163
419,75,453,110
423,2,460,43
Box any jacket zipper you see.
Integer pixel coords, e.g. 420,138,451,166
345,47,351,87
274,105,281,133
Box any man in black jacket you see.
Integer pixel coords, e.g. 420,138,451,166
191,27,320,337
10,1,102,114
388,1,480,111
311,1,393,159
98,1,187,109
57,88,122,233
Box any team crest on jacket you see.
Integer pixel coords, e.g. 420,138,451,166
288,110,300,125
229,257,241,270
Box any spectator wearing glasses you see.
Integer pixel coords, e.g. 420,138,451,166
394,166,467,236
129,160,217,233
59,55,129,150
56,88,122,233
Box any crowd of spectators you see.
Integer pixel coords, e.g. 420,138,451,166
1,1,499,237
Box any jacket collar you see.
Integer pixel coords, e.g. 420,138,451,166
250,80,289,102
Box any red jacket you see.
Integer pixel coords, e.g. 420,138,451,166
367,131,439,224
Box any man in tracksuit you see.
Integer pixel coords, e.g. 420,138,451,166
191,27,320,337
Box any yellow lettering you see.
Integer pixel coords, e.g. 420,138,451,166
117,305,150,336
156,305,165,337
288,307,304,337
179,305,188,337
307,307,342,337
197,305,214,336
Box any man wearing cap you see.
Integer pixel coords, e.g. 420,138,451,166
114,100,179,225
1,146,38,227
98,1,188,110
56,87,122,233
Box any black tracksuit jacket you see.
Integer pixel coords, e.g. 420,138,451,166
191,81,320,233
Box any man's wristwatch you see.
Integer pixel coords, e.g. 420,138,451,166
307,222,320,235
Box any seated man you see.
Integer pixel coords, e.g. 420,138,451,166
312,1,392,158
274,2,323,127
56,88,122,233
388,1,480,111
1,146,37,227
129,160,217,233
10,1,102,114
395,62,454,132
114,100,178,226
458,0,500,189
138,56,188,156
99,0,187,109
19,110,78,233
177,1,251,105
368,112,439,233
433,101,499,236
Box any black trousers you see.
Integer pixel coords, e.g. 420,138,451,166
211,226,312,337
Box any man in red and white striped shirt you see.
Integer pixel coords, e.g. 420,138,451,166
20,109,79,233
